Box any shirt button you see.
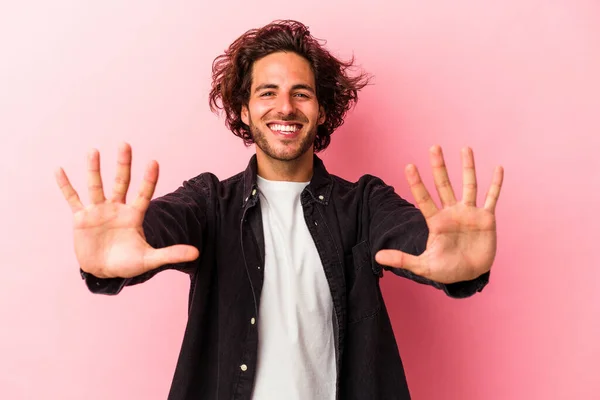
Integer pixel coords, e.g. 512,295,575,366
251,318,256,325
318,195,324,200
252,189,257,196
240,364,248,372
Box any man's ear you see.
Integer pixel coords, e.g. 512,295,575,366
318,106,326,125
241,105,249,126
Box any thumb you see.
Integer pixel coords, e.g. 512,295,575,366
144,245,200,270
375,249,424,275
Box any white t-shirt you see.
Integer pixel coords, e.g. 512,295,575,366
251,175,336,400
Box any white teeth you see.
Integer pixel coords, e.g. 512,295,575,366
269,124,299,133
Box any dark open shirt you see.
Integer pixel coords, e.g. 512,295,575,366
82,154,488,399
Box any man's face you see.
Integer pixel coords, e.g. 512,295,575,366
242,51,325,162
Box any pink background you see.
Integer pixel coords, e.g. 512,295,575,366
1,1,599,399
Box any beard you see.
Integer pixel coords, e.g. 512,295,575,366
248,114,316,162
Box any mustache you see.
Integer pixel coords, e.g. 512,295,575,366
267,113,309,123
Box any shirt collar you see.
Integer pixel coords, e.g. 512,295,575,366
241,153,333,207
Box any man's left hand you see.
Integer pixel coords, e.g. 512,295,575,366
375,145,504,284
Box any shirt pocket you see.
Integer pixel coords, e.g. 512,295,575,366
346,240,382,324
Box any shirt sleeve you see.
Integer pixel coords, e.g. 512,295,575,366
366,176,489,299
80,175,210,295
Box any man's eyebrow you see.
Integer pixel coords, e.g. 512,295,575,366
292,84,316,94
254,83,278,92
253,83,316,94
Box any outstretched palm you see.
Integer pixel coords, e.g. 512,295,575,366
375,146,504,284
56,143,199,279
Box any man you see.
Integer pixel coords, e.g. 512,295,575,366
55,20,503,400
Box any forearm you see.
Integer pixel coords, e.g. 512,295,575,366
80,176,208,295
368,179,489,298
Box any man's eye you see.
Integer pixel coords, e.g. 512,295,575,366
294,93,309,98
260,92,275,97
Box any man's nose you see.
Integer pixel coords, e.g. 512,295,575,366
276,95,294,115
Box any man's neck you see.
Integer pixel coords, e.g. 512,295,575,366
256,150,314,182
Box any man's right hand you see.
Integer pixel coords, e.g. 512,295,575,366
55,142,200,279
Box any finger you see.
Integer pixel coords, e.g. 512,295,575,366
111,142,132,203
144,245,200,270
484,166,504,213
405,163,438,219
429,145,457,207
375,249,429,278
87,149,105,204
461,147,477,206
55,167,84,213
131,160,159,212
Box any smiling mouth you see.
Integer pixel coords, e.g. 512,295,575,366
267,123,303,134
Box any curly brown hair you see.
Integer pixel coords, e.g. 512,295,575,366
208,20,372,152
